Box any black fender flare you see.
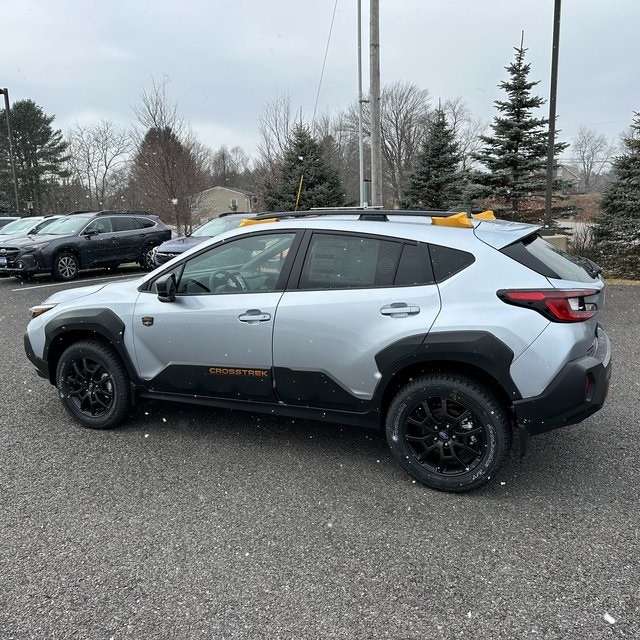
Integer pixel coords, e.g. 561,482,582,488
43,308,142,385
371,330,521,412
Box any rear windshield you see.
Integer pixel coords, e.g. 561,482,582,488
501,234,597,282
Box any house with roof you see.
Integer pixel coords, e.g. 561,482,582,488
192,186,256,221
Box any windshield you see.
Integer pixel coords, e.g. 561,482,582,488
191,216,246,238
39,216,93,236
0,217,43,235
33,217,61,233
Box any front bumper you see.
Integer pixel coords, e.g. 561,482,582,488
24,332,49,380
514,326,612,437
0,253,40,274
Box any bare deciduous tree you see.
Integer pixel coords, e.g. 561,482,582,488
442,98,487,171
380,81,431,206
257,93,296,170
132,78,210,233
210,145,252,188
572,125,616,192
346,81,431,206
67,120,133,210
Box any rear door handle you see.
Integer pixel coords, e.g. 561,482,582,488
380,303,420,317
238,309,271,324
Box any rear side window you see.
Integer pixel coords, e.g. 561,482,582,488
429,244,475,282
501,234,596,282
112,217,138,232
135,217,156,229
298,233,433,289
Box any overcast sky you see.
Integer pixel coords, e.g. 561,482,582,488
3,0,639,159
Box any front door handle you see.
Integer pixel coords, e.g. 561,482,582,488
238,309,271,324
380,303,420,318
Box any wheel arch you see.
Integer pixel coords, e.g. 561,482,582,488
43,309,141,387
52,245,82,267
373,331,522,429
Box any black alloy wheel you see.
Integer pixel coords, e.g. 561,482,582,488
56,340,131,429
386,374,511,492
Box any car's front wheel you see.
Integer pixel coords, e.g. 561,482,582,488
53,252,79,281
385,374,511,492
55,340,131,429
139,244,156,270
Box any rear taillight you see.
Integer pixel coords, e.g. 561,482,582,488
497,289,599,322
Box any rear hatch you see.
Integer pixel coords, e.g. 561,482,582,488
496,230,605,358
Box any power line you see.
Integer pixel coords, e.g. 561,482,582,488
312,0,339,125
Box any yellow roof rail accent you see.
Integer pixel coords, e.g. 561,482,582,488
239,217,279,226
472,210,496,220
432,211,473,228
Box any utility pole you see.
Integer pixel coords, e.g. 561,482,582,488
0,88,20,213
544,0,562,228
369,0,383,207
357,0,366,207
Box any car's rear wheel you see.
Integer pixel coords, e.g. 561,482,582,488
56,340,131,429
53,252,79,281
385,374,511,492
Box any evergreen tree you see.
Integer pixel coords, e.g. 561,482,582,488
592,112,640,277
473,44,567,217
0,99,69,213
403,108,463,209
262,124,344,211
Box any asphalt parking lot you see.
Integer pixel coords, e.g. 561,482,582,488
1,271,638,639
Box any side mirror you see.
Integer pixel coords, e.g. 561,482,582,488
156,273,177,302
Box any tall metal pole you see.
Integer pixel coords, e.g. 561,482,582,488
357,0,366,207
369,0,383,207
1,88,20,213
544,0,561,228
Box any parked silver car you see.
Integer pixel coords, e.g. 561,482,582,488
24,209,611,492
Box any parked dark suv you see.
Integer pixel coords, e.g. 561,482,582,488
0,211,170,280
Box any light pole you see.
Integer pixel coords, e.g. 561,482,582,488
544,0,562,229
0,88,20,213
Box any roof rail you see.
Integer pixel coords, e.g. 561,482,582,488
254,208,466,222
67,209,156,216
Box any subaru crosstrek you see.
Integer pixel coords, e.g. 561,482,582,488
24,210,611,492
0,210,170,280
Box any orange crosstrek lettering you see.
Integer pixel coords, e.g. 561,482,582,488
208,367,269,377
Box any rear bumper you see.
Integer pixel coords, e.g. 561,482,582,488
514,326,611,437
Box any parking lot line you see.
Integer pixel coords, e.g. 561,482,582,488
10,273,140,292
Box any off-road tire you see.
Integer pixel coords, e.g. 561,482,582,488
386,374,511,492
55,340,131,429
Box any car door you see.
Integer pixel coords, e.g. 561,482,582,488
79,217,118,266
111,215,144,262
272,231,442,411
132,230,299,402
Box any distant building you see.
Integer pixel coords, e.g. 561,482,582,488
556,164,581,193
192,186,256,221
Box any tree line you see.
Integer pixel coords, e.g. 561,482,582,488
0,42,634,263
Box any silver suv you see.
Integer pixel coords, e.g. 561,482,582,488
24,210,612,492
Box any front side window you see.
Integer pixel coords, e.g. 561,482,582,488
84,217,113,234
172,232,296,295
